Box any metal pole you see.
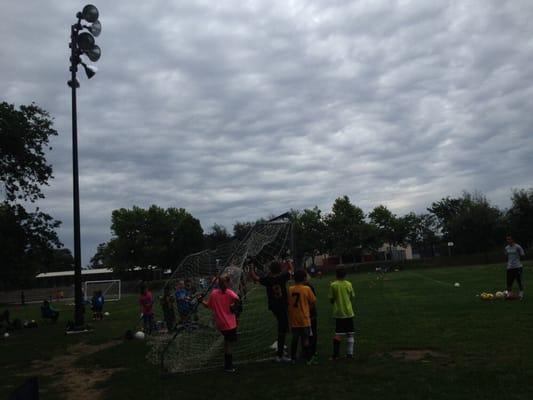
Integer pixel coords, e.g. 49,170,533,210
70,23,84,327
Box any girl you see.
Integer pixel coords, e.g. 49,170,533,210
202,276,240,372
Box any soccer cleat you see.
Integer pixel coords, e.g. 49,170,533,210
224,367,237,373
276,356,292,363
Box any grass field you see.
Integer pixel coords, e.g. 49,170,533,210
2,262,533,400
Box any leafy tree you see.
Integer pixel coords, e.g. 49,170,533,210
0,102,57,202
428,192,504,254
369,205,412,259
507,188,533,248
324,196,367,262
291,207,327,262
232,221,255,241
93,206,204,272
205,223,231,249
0,203,62,288
403,213,440,257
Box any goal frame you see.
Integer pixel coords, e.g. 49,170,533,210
84,279,122,302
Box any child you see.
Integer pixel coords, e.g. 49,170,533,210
175,280,193,323
288,269,316,364
329,267,355,359
202,276,240,372
139,285,154,334
304,271,318,364
91,290,105,320
160,285,176,332
249,261,292,362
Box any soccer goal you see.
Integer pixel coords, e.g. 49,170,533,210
84,279,121,302
147,214,293,373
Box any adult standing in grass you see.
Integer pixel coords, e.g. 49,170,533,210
201,276,240,372
505,235,525,299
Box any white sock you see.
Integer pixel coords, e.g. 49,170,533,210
346,335,355,355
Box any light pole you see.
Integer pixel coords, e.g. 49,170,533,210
68,4,102,329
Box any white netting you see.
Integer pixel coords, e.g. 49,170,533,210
146,217,292,373
84,280,121,301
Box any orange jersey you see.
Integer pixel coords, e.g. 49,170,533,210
288,284,316,328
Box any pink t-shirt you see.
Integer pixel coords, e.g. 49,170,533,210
139,291,154,315
207,288,239,331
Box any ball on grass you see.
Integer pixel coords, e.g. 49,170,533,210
454,282,460,287
134,331,145,340
104,312,110,316
495,291,504,299
4,332,9,338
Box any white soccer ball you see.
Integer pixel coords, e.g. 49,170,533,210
134,331,145,340
3,332,9,338
104,312,110,316
454,282,460,287
495,291,504,299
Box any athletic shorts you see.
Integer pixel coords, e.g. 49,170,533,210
335,317,354,335
507,268,523,287
221,328,238,342
291,326,312,337
271,308,289,334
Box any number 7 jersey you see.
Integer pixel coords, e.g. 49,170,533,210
288,284,317,328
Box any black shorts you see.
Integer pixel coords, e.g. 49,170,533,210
221,328,238,342
335,318,354,335
507,268,523,288
271,308,289,334
291,326,311,337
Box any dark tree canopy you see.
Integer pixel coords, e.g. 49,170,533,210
92,205,204,272
507,188,533,248
0,101,58,202
205,223,231,249
0,203,62,288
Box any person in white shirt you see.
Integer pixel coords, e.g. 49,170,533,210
504,235,525,299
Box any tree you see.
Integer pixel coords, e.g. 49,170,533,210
0,203,62,288
428,192,504,254
1,102,58,202
205,223,231,249
93,205,204,272
291,207,327,262
369,205,412,259
507,188,533,248
403,213,440,257
232,221,255,241
324,196,367,262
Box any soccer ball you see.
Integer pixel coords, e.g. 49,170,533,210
104,312,110,316
454,282,460,287
495,291,504,299
134,331,145,340
3,332,9,338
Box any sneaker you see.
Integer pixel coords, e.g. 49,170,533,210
276,356,292,363
224,367,237,373
329,356,339,361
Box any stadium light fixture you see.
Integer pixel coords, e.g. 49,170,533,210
67,4,102,331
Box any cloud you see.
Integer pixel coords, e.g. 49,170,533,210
2,0,533,265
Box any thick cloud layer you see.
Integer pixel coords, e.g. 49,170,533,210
2,1,532,265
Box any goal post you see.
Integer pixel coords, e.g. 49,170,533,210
84,279,121,302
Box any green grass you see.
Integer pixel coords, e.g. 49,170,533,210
2,262,533,400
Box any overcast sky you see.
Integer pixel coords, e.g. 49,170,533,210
2,1,533,266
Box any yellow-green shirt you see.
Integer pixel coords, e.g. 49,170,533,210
329,280,354,318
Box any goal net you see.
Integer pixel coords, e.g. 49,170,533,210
84,279,121,302
146,215,292,373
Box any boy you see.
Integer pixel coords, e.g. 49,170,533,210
249,261,292,362
329,267,355,359
505,235,525,299
175,280,193,323
288,269,316,364
160,285,176,332
304,271,318,364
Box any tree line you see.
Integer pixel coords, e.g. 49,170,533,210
2,100,533,286
90,189,533,272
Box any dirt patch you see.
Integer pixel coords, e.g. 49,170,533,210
22,341,122,400
380,349,450,362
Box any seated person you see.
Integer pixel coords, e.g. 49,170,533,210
41,300,59,323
